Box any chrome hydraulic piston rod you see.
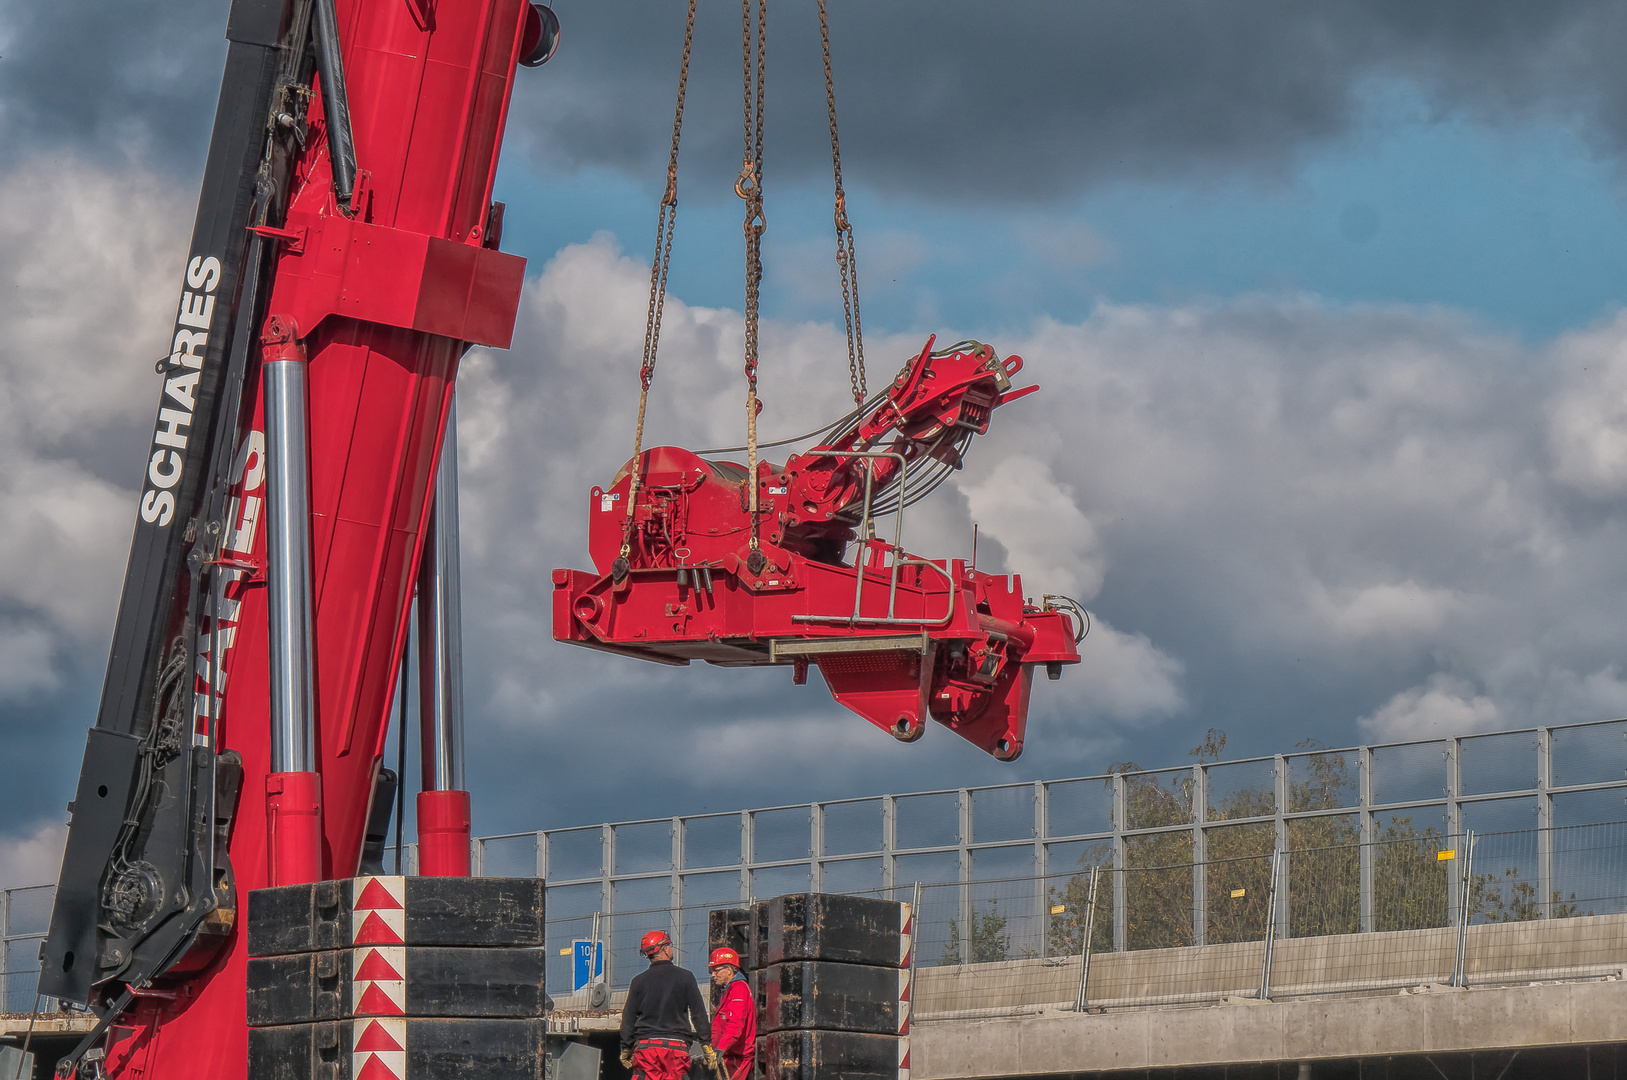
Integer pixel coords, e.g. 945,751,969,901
416,400,471,874
262,317,322,884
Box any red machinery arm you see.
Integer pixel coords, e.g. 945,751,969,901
784,335,1038,526
553,338,1082,761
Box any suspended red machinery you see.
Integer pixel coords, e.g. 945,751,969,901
552,337,1084,761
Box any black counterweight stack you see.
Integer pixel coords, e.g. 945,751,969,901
711,894,912,1080
246,876,549,1080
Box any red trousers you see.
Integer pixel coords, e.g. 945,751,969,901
724,1053,752,1080
632,1039,692,1080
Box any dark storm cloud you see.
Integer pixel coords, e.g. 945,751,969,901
514,0,1627,199
11,1,1627,197
0,0,225,169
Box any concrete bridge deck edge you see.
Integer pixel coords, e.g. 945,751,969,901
913,978,1627,1077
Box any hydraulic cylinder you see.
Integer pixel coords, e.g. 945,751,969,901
264,318,323,885
417,402,471,875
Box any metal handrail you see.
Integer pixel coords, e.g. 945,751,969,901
787,449,959,628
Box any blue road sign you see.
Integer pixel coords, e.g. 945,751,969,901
572,939,604,991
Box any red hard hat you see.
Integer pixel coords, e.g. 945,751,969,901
640,930,673,957
709,947,741,970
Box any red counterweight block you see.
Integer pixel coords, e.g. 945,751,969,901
102,2,534,1078
552,338,1083,762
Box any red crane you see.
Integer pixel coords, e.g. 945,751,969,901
30,0,1081,1076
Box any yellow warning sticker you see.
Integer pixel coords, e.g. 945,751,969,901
1050,905,1066,915
1230,888,1246,898
1438,850,1456,861
559,947,572,955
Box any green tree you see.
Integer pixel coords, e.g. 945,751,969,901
1047,850,1113,955
1035,732,1609,957
1471,868,1583,922
1370,815,1451,931
940,899,1012,965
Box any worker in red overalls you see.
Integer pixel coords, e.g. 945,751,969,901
707,947,756,1080
619,930,718,1080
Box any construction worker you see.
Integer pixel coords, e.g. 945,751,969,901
619,930,718,1080
707,947,756,1080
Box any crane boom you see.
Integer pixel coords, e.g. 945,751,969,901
38,0,547,1075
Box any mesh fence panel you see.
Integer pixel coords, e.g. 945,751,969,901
820,799,881,856
1208,759,1275,819
1044,778,1112,836
546,827,604,882
913,876,1074,1017
1284,834,1359,938
2,885,55,1013
1288,752,1358,811
476,833,537,877
682,815,741,870
614,821,672,875
971,786,1034,845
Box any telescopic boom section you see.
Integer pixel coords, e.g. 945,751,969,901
552,338,1082,761
40,0,543,1076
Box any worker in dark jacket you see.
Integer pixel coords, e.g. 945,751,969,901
707,947,756,1080
619,930,717,1080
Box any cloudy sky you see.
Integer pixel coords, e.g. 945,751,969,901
7,0,1627,887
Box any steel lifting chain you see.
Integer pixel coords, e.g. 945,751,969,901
617,0,698,574
818,0,866,409
738,0,768,571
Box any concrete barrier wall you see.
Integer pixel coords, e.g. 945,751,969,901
914,980,1627,1078
913,911,1627,1018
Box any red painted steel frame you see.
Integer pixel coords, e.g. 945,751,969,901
101,1,530,1076
553,342,1082,761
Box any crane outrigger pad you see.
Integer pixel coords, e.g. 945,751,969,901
553,339,1081,761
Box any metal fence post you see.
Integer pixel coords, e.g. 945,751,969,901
882,796,897,897
2,887,10,1013
601,824,616,987
1273,755,1289,936
670,817,684,957
910,880,922,1020
1446,739,1462,927
1259,851,1281,1000
740,811,754,904
811,803,825,893
1073,866,1100,1012
1192,763,1207,947
957,789,973,960
536,830,548,880
1034,781,1049,958
1112,772,1127,952
1537,727,1553,919
1451,829,1475,987
1359,746,1375,934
